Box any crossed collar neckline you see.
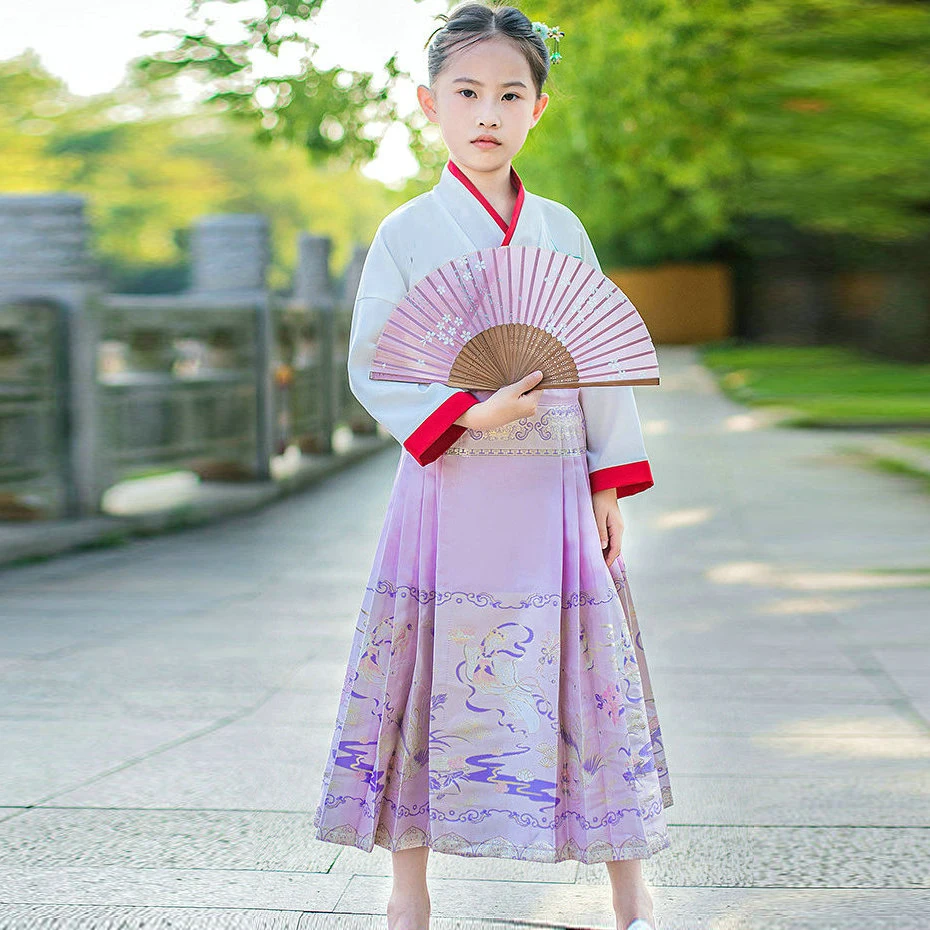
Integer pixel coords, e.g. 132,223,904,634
445,159,525,247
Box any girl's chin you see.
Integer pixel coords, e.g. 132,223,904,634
451,147,509,164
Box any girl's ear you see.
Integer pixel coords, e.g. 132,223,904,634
417,84,440,124
531,92,549,127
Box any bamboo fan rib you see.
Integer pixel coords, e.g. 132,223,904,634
369,245,660,391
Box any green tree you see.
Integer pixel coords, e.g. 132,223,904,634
128,0,413,168
0,51,79,190
0,52,402,291
516,0,930,266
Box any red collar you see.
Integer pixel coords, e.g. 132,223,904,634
446,159,525,247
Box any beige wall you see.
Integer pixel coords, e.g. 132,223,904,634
606,262,734,344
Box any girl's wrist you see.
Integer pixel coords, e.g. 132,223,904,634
454,402,483,428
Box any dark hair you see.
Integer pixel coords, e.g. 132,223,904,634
425,2,551,99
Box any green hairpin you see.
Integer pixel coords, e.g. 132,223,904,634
531,21,565,64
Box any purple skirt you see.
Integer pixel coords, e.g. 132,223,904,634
313,388,673,863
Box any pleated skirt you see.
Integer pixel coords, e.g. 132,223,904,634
312,388,673,863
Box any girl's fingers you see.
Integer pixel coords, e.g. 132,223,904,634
604,511,623,563
603,524,620,563
594,499,623,563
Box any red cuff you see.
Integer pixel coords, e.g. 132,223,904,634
590,460,654,499
403,391,481,466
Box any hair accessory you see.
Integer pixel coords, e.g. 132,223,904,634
531,21,565,63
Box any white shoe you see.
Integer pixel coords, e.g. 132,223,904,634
626,921,655,930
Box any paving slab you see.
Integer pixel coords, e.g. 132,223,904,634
621,772,930,827
0,865,350,911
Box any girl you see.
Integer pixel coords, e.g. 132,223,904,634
313,4,673,929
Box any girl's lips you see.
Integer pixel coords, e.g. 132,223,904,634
472,140,501,149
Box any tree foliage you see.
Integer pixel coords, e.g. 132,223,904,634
0,51,403,291
517,0,930,265
128,0,413,168
8,0,929,273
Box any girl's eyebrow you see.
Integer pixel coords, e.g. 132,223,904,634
452,77,528,89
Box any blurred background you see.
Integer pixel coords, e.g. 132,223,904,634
1,0,928,524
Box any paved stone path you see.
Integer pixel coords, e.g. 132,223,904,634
1,346,927,929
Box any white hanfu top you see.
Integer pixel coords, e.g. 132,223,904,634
346,159,654,499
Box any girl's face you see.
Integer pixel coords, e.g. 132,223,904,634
417,35,549,173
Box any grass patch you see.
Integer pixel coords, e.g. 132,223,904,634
893,433,930,452
869,456,930,491
699,341,930,426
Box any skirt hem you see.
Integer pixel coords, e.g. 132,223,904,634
313,824,672,864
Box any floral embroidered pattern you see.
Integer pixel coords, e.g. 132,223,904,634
315,560,672,864
445,445,586,457
366,579,618,611
445,403,587,457
462,404,584,442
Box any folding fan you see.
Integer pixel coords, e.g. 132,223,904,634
368,245,660,391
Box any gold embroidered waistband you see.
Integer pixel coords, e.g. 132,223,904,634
444,403,587,457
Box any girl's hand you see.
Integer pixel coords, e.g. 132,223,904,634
592,488,624,564
456,370,545,430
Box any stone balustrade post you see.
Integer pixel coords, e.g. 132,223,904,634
0,193,102,517
294,233,336,453
189,214,273,479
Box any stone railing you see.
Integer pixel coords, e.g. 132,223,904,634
0,195,377,521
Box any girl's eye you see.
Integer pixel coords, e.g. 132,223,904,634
457,89,521,101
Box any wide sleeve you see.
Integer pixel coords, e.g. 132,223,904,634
346,225,481,466
574,218,655,499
